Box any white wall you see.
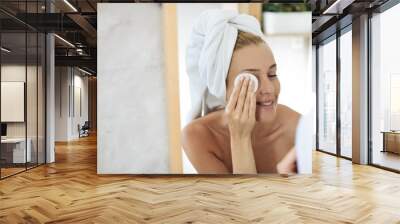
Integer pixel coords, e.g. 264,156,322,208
263,12,313,115
72,73,89,138
1,66,29,142
55,67,68,141
97,4,170,174
1,65,39,138
0,65,25,123
55,67,89,141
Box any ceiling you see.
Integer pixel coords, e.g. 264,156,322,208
1,0,395,75
311,0,391,44
0,0,98,74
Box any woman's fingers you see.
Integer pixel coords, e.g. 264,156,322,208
249,90,256,119
243,81,253,118
235,78,249,114
226,77,257,141
226,78,242,113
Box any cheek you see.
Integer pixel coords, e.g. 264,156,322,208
225,75,236,101
274,79,281,97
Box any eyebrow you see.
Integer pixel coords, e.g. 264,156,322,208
240,64,277,74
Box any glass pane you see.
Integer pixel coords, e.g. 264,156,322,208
340,29,352,158
27,31,38,169
318,38,337,154
38,33,45,165
1,31,27,177
371,4,400,171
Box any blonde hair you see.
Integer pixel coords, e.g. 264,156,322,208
234,31,265,51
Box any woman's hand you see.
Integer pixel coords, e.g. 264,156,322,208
225,77,257,174
276,148,297,174
225,77,256,139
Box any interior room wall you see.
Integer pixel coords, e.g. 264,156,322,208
97,3,170,174
55,66,70,141
72,72,89,138
1,65,39,139
55,67,89,141
88,77,97,131
1,82,24,123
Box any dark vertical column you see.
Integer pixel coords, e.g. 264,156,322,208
25,0,28,171
44,0,48,164
316,45,320,150
36,0,39,167
336,28,341,157
367,11,373,165
0,24,2,179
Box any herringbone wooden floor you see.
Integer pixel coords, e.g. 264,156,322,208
0,135,400,223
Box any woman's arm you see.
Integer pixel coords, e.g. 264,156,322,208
276,147,297,174
182,77,257,174
226,77,257,174
230,135,257,174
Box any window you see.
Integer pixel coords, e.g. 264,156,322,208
317,37,337,154
339,29,352,158
0,1,47,179
371,2,400,171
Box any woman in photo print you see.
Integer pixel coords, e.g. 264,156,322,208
182,9,301,174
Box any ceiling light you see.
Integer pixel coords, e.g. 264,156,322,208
78,67,93,76
1,47,11,53
63,0,78,12
323,0,341,14
54,34,75,48
322,0,354,15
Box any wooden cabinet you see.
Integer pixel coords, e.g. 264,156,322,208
382,131,400,154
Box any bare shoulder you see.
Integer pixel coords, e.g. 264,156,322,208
182,118,211,146
181,113,221,154
276,104,301,132
181,111,230,173
277,104,301,120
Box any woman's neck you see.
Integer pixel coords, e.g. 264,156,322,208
253,119,281,138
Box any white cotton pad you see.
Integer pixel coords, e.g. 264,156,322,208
234,73,258,92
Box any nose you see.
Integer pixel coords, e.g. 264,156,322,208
257,76,274,95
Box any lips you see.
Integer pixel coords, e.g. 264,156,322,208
256,99,274,108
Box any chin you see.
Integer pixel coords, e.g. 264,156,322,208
255,105,277,123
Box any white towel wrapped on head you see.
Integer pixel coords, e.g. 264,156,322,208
185,9,265,124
